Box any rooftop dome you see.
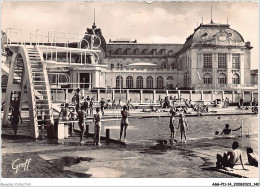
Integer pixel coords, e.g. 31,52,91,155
184,22,246,48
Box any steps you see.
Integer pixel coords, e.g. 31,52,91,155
26,46,54,138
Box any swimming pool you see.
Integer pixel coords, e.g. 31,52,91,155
87,114,258,146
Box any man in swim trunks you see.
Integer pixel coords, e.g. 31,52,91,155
78,106,86,143
179,113,188,143
169,110,177,144
93,107,102,146
120,105,129,142
216,141,247,170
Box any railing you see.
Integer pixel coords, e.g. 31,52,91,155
4,28,102,52
5,28,24,45
40,45,100,64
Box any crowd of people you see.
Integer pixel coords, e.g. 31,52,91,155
58,88,131,145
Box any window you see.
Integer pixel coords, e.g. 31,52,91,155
203,54,212,69
116,76,123,88
232,54,240,69
1,75,8,86
218,73,227,84
171,63,175,69
146,76,153,88
157,76,164,89
203,73,212,85
232,74,240,84
117,62,123,70
162,62,167,69
218,53,227,69
167,76,174,89
110,64,114,70
126,76,133,88
136,76,143,88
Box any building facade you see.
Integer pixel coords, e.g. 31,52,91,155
1,21,256,91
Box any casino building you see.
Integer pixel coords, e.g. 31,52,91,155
75,19,254,91
1,19,256,91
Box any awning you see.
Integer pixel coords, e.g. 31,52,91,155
125,62,160,67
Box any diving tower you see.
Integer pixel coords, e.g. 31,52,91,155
2,28,103,139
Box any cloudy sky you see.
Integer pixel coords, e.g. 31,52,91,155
1,1,259,69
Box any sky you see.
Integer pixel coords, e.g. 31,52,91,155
1,1,259,69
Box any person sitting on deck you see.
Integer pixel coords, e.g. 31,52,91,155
246,147,258,167
216,141,248,170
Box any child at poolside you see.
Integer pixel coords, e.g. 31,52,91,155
120,105,129,142
179,113,188,143
216,141,247,170
169,110,177,144
93,107,102,146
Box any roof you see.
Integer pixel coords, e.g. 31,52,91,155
176,22,250,55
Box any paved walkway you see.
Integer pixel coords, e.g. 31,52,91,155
1,122,258,178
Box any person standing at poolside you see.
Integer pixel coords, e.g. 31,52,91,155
10,106,22,137
93,107,102,146
99,98,106,116
179,113,188,143
120,105,129,142
73,88,81,112
78,106,86,143
169,110,177,144
89,98,94,115
59,103,71,121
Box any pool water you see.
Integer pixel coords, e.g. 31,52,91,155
88,114,258,146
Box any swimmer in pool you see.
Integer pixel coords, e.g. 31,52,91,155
220,124,232,135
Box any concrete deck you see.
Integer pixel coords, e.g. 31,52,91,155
1,107,258,178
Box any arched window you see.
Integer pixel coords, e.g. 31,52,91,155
136,76,143,88
167,76,174,89
203,73,212,85
126,76,133,88
218,73,227,84
116,76,123,88
232,73,240,84
1,75,8,86
157,76,164,89
146,76,153,88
